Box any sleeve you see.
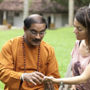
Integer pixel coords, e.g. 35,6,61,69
0,40,23,88
46,47,60,89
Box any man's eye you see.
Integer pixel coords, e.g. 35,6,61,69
40,31,46,35
31,30,37,34
40,32,44,34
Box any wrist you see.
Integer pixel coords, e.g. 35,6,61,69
20,73,24,81
21,73,27,81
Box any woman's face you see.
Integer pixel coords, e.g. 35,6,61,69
73,18,87,40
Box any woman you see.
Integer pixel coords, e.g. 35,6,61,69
44,6,90,90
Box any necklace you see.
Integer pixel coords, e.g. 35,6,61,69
22,36,40,87
22,36,54,90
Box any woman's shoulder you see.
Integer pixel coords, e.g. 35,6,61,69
75,40,81,44
71,40,81,57
74,40,82,47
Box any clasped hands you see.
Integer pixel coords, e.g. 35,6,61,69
22,71,55,85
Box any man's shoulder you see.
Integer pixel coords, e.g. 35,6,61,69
9,36,22,42
41,41,54,50
41,41,55,56
5,36,22,44
3,36,22,47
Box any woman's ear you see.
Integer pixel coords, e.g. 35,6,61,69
23,26,27,32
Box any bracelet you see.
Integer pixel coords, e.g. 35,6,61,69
60,82,63,85
20,74,24,81
60,81,64,88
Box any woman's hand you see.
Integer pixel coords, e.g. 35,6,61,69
43,76,55,90
43,76,55,82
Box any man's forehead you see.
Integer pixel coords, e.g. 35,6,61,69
30,23,46,27
30,23,46,31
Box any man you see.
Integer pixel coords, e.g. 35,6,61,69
0,14,60,90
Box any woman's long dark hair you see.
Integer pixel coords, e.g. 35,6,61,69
75,6,90,50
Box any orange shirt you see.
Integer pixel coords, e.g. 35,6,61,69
0,36,60,90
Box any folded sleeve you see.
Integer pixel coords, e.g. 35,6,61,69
0,40,23,88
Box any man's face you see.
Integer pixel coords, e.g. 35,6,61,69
24,23,46,46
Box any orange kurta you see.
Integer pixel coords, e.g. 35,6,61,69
0,36,60,90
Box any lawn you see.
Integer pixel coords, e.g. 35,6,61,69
0,27,76,89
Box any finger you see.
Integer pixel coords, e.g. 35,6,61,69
44,76,53,81
34,73,43,81
35,72,45,77
33,72,44,82
43,78,51,82
29,79,37,85
43,76,55,83
32,76,42,84
43,76,48,81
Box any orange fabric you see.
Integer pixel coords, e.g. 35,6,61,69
0,36,60,90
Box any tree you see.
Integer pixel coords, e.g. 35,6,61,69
52,0,90,26
0,0,3,3
52,0,90,7
23,0,32,20
75,0,90,7
23,0,29,20
68,0,74,26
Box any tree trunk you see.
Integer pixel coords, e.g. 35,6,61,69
23,0,30,20
68,0,74,26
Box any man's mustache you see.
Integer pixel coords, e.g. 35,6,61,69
32,39,41,42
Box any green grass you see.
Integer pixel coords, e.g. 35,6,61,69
44,27,76,77
0,27,76,89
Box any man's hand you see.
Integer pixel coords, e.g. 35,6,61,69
22,71,45,85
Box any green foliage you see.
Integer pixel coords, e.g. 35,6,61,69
0,81,4,89
52,0,90,7
0,0,3,3
44,27,76,77
52,0,68,7
75,0,90,7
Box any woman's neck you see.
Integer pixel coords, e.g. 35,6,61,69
85,39,88,46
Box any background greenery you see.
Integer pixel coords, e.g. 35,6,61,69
0,27,76,89
52,0,90,7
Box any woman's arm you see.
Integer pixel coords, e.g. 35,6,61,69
44,64,90,84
